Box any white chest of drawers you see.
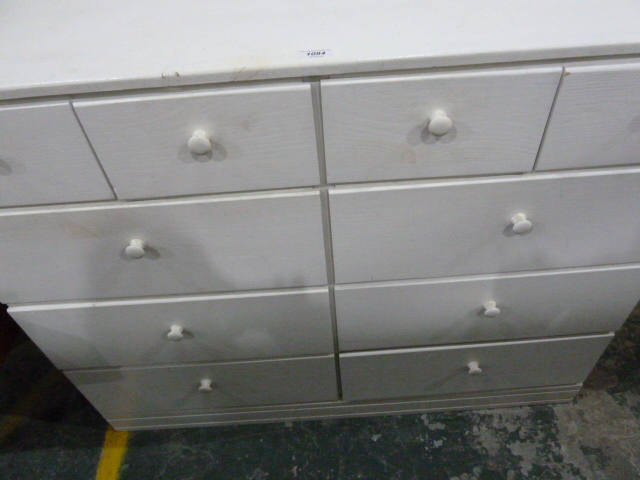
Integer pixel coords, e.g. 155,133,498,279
3,1,640,430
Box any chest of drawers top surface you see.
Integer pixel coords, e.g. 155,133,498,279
3,0,640,99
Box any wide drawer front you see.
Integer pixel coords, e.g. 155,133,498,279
322,67,561,183
330,168,640,283
336,265,640,351
66,355,338,418
0,101,114,207
537,61,640,171
9,288,333,369
74,83,320,199
340,334,613,402
0,190,327,303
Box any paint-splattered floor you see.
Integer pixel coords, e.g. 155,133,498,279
0,303,639,480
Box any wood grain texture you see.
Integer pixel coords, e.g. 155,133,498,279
74,83,319,199
0,191,327,303
537,62,640,170
9,288,334,369
322,67,561,182
0,102,114,207
330,168,640,283
335,265,640,351
340,334,613,401
66,355,338,418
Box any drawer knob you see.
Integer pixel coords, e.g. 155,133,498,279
483,301,501,318
428,110,453,136
124,239,147,259
511,213,533,234
467,361,483,375
167,325,184,341
198,379,213,393
188,130,213,155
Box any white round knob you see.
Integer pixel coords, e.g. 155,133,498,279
428,110,453,136
188,130,212,155
483,301,501,318
167,325,184,341
511,213,533,234
124,239,147,259
198,379,213,393
467,361,483,376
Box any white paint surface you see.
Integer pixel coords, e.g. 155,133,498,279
74,84,320,199
330,168,640,283
0,190,327,303
340,334,613,401
323,67,561,182
10,288,334,369
66,355,338,418
335,265,640,351
537,62,640,171
2,0,640,98
0,102,114,206
108,385,580,429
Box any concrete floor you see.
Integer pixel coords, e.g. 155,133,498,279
0,303,639,480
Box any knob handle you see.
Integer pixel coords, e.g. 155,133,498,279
167,325,184,341
198,379,213,393
511,213,533,234
467,361,483,376
188,130,212,155
124,239,147,259
428,110,453,136
483,301,501,318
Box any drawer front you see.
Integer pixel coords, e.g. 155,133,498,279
74,83,320,199
340,334,613,401
0,191,326,303
322,67,561,183
10,288,334,369
0,102,114,207
537,62,640,171
336,265,640,351
330,168,640,283
66,355,338,418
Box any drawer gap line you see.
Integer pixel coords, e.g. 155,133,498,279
7,285,331,311
310,80,328,185
69,100,118,199
532,66,566,171
320,184,342,399
339,331,616,355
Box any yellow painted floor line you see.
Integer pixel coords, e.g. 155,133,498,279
95,427,131,480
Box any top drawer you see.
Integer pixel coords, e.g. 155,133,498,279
537,62,640,171
0,102,114,207
74,83,320,200
322,67,561,183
